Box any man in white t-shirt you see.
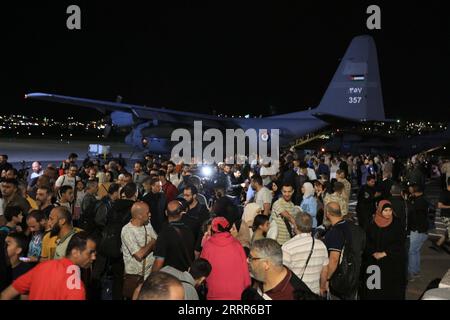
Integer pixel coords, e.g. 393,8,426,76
251,174,273,216
121,201,157,280
54,165,80,192
259,159,279,187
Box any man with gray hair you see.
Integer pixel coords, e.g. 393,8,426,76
323,202,356,300
282,213,329,296
243,238,317,300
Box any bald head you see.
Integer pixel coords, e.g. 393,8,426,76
326,201,342,218
131,201,150,226
166,200,184,219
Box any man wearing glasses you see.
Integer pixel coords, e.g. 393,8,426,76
243,238,318,300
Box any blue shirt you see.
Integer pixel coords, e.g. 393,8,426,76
300,196,318,228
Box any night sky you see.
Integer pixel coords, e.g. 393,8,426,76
3,1,449,121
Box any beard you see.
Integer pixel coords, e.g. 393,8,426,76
50,224,61,237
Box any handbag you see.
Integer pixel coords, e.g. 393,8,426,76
122,225,147,299
300,237,315,280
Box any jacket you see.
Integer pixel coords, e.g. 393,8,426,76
200,232,250,300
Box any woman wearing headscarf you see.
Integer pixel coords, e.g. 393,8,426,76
200,217,251,300
300,182,318,231
361,200,406,300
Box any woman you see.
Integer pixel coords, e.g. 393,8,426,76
270,181,281,204
300,182,318,230
361,200,406,300
200,217,251,300
314,181,326,227
251,214,270,245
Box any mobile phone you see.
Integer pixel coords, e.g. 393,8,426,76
19,257,31,262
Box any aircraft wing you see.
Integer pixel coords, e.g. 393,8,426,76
25,92,230,128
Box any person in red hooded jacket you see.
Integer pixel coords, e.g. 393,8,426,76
200,217,251,300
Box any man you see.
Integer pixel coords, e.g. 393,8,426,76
269,183,296,246
300,161,317,182
323,202,356,300
48,206,80,260
100,182,137,300
336,169,351,203
152,200,195,272
35,186,55,218
55,185,74,212
5,169,18,180
132,161,149,191
360,159,370,186
1,232,96,300
389,184,408,234
29,162,43,181
408,184,430,279
181,185,210,242
317,158,330,178
161,258,212,300
94,183,120,229
118,172,133,189
377,170,394,201
159,170,178,203
1,179,30,216
0,206,23,234
6,233,32,282
440,159,450,189
224,165,246,205
436,177,450,249
243,238,316,300
89,183,120,297
136,271,185,300
79,163,93,184
282,213,329,296
324,182,348,218
142,177,167,234
121,202,157,281
54,164,80,192
0,155,12,175
79,180,99,234
251,175,272,216
356,175,377,231
26,211,48,262
260,158,277,186
166,161,182,189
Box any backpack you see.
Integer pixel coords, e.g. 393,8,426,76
98,205,131,259
79,196,100,235
329,227,358,299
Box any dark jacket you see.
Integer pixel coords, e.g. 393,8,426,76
408,194,429,233
356,185,376,230
389,195,408,234
142,191,167,234
79,193,99,234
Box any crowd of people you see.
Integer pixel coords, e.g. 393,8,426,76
0,150,449,300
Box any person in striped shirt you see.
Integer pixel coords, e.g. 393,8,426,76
268,184,297,246
282,212,329,296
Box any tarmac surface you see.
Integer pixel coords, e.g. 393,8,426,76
0,138,137,165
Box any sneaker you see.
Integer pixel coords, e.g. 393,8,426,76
408,273,421,281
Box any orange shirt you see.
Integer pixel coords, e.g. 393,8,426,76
12,258,85,300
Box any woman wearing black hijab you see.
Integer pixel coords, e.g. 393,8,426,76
361,200,407,300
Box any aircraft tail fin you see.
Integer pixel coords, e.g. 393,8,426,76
313,35,385,122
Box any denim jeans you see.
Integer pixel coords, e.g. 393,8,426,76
408,231,428,275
